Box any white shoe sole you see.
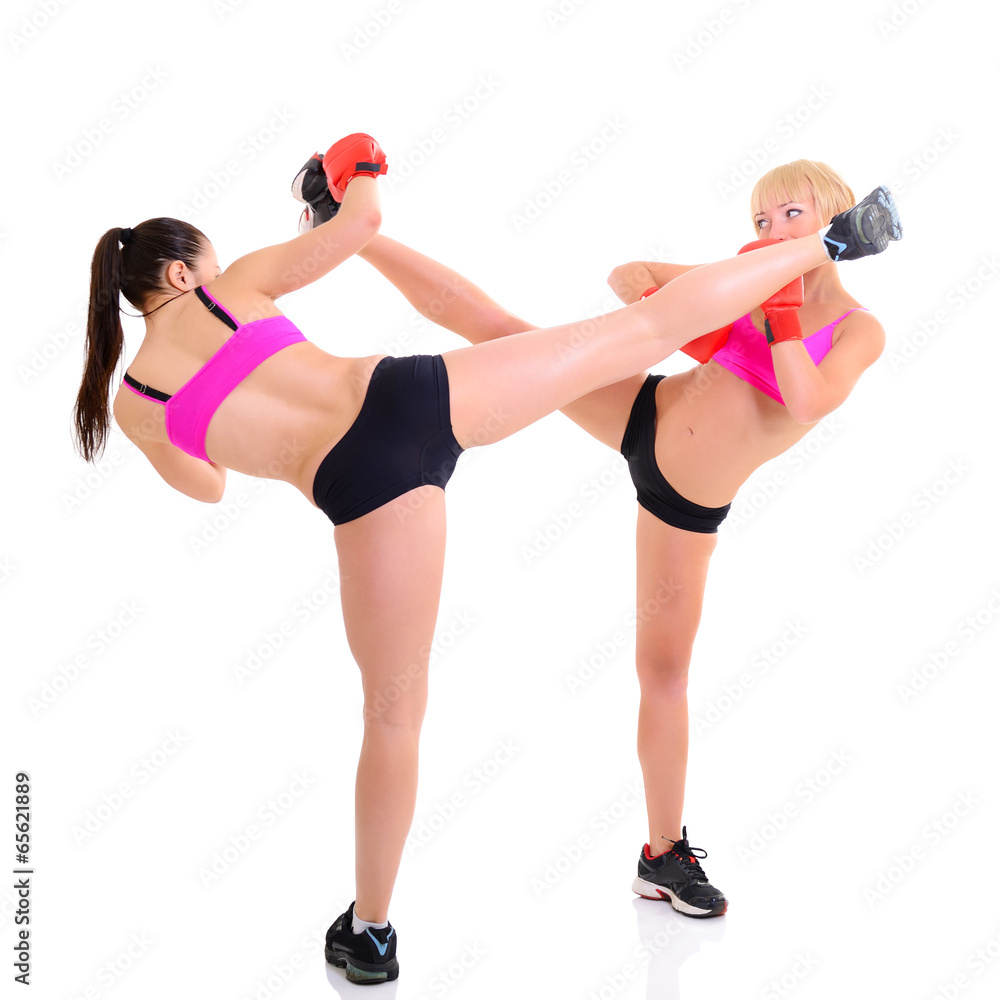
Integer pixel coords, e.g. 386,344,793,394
632,875,727,917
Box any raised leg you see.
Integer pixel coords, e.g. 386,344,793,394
633,508,717,851
333,486,447,921
441,234,830,449
360,234,644,450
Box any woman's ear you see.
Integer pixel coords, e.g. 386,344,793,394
163,259,194,291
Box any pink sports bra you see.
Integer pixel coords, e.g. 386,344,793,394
711,308,866,404
122,285,306,461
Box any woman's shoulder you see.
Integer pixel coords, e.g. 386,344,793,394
827,304,884,362
832,302,882,334
112,379,168,447
803,288,878,335
199,271,286,326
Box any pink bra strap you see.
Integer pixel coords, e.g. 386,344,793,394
829,307,868,327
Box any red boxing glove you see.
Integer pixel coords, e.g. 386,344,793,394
640,237,805,362
682,324,732,364
761,278,804,345
640,285,732,364
322,133,388,200
738,238,804,345
738,238,776,254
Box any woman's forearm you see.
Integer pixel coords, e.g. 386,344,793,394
771,342,838,423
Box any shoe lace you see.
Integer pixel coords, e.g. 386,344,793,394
669,839,709,880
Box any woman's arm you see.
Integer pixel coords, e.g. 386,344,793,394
607,260,702,304
135,441,228,502
772,310,885,424
112,396,227,502
225,177,382,300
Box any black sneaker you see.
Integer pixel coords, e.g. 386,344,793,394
820,185,902,261
291,154,341,234
325,901,399,984
632,827,727,917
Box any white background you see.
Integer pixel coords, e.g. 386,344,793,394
3,0,999,997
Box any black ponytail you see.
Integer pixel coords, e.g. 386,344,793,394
73,217,208,462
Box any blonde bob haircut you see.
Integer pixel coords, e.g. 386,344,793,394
750,160,855,234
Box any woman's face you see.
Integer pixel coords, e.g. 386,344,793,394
753,192,824,241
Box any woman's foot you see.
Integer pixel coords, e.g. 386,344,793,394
325,901,399,984
632,827,728,917
821,185,902,261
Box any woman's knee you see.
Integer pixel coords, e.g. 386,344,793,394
363,713,425,741
362,677,428,730
363,690,426,726
636,650,692,697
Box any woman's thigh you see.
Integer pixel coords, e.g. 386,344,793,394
334,486,448,726
634,507,718,689
441,305,658,450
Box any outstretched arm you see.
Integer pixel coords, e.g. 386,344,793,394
228,176,382,300
358,235,536,342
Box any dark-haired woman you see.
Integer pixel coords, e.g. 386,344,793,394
74,139,898,982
